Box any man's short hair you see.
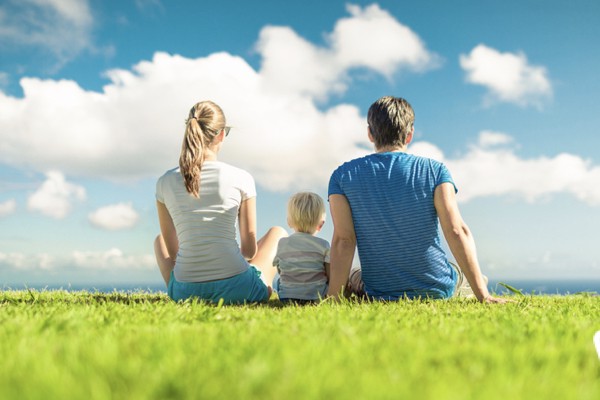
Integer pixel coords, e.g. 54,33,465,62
367,96,415,149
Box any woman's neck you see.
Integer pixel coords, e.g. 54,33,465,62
203,148,219,161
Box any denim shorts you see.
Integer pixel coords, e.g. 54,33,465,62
168,266,269,304
347,262,483,299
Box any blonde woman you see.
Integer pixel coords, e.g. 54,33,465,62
154,100,286,303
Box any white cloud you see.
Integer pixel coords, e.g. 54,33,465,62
0,252,54,270
89,202,139,230
35,0,92,26
408,141,445,163
0,4,436,190
27,171,86,218
0,199,17,216
477,130,514,148
410,132,600,206
72,248,155,270
134,0,164,13
0,0,94,69
330,4,440,76
258,3,439,99
0,71,9,89
459,44,552,107
0,249,153,271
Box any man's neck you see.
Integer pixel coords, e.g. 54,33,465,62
375,145,407,153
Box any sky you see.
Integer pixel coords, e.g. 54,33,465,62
1,0,599,288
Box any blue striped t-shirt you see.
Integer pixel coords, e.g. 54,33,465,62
328,152,458,299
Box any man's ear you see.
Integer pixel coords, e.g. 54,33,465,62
405,126,414,145
367,126,375,143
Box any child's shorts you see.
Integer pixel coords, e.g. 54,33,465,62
167,266,269,304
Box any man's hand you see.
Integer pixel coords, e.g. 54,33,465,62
482,295,516,304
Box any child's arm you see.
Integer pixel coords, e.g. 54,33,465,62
324,262,331,280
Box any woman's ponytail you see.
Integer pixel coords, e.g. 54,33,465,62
178,101,226,198
179,116,205,197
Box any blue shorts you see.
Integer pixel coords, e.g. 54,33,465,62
167,266,269,304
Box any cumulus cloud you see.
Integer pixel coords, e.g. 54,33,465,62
0,199,17,217
72,248,155,270
27,171,86,218
0,252,54,270
0,0,94,69
459,44,552,107
330,4,440,76
134,0,164,13
477,130,514,148
89,202,139,230
0,4,437,190
410,132,600,205
0,249,153,271
0,71,9,89
258,4,440,99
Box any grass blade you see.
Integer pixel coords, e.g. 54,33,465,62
497,282,525,296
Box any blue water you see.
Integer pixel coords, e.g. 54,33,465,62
2,280,599,295
1,283,167,294
488,280,600,295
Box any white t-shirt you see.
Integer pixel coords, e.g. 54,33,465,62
156,161,256,282
273,232,330,300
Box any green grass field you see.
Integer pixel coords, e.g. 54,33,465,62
0,290,598,400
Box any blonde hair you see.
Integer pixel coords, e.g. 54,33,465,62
367,96,415,149
179,101,226,197
287,192,325,234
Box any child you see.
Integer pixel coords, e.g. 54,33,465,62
273,192,330,302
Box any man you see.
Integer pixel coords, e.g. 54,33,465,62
327,96,508,303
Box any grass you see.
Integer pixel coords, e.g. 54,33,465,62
0,290,598,400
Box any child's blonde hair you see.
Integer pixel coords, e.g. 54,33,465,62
287,192,325,234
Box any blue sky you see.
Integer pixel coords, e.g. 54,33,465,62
1,0,599,287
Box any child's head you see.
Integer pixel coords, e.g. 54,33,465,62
287,192,326,234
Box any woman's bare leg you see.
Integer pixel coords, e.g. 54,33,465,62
154,234,175,287
249,226,288,286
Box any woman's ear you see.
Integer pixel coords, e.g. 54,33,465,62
216,128,226,143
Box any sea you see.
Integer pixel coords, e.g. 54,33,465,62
2,279,599,296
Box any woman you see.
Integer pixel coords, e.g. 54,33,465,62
154,100,286,303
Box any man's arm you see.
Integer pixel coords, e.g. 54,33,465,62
434,183,511,304
326,194,356,299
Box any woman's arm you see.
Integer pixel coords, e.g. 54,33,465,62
238,197,258,260
156,200,179,261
